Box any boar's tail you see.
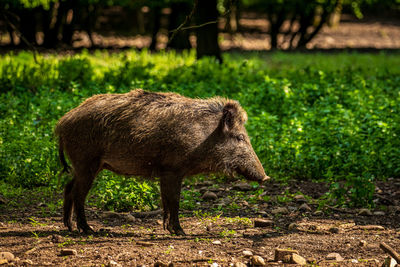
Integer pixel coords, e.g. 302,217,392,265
58,138,71,174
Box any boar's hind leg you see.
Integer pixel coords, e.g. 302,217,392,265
63,179,75,231
160,176,185,236
72,161,101,233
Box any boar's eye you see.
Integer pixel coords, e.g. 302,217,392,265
236,134,245,142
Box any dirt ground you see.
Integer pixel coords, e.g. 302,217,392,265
1,178,400,266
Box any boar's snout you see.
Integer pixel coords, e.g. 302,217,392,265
235,150,270,183
237,166,270,183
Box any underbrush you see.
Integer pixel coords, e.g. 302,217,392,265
1,50,399,209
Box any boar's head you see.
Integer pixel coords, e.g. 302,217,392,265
213,101,270,183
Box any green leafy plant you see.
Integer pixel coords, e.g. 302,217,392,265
0,50,399,210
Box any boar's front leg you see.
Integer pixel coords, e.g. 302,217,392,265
160,176,185,235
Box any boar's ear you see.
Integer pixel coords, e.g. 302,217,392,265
222,102,238,132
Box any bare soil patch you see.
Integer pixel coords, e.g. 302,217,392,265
1,179,400,266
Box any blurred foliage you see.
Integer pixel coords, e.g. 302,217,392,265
0,50,399,208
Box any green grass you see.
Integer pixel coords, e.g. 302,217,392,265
1,49,399,208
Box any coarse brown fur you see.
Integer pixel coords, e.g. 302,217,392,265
56,89,268,235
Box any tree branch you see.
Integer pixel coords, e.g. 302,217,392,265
2,10,39,64
168,0,233,43
168,0,198,44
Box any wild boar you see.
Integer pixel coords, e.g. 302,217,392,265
55,89,269,235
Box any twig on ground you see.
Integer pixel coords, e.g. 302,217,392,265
380,242,400,263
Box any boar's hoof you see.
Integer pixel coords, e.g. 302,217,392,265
64,219,73,232
167,224,186,236
77,223,94,234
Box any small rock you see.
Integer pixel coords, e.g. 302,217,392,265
102,211,121,219
136,241,155,247
60,249,77,256
24,247,37,255
308,225,318,231
288,223,298,231
282,255,292,263
199,187,208,194
251,255,265,266
243,229,259,237
274,248,299,262
299,203,312,212
357,225,385,231
124,214,137,223
358,208,372,216
373,211,385,216
359,240,367,247
116,252,132,261
291,254,307,265
232,183,252,191
21,259,34,265
326,252,344,261
329,227,339,234
242,250,253,257
313,210,323,216
50,234,63,243
212,240,222,245
233,262,247,267
383,256,397,267
254,218,274,228
154,261,173,267
271,207,289,215
239,200,249,207
107,260,122,267
288,206,297,212
210,263,219,267
202,191,218,201
0,252,15,262
294,195,307,203
307,257,317,264
256,210,268,216
388,206,400,214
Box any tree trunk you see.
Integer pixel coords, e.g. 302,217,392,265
61,0,77,45
18,8,37,47
149,6,161,51
235,0,242,32
42,2,62,48
268,7,285,50
195,0,222,62
167,2,192,50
